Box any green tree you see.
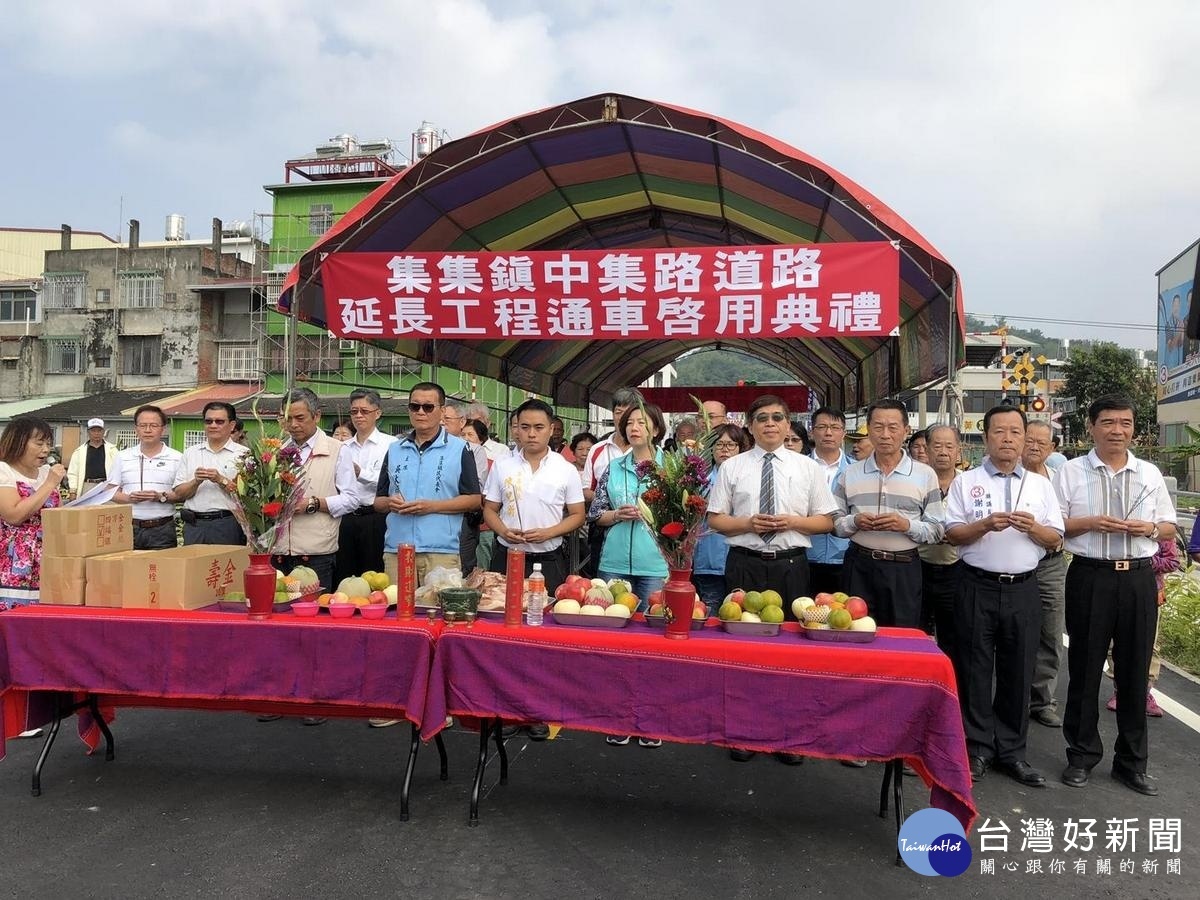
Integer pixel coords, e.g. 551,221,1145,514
1061,343,1158,442
673,350,791,386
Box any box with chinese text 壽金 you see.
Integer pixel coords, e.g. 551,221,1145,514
85,550,159,607
38,555,87,605
118,545,250,610
41,504,133,558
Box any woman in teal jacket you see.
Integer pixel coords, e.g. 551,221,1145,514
587,403,668,608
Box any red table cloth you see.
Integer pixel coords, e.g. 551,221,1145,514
423,618,977,830
0,605,440,762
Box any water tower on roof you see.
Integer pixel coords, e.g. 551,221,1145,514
412,121,444,160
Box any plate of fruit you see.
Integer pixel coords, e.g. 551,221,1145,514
549,598,633,628
717,588,785,635
642,587,708,630
793,592,877,642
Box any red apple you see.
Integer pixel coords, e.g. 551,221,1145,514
814,592,835,607
648,602,666,617
692,600,707,620
368,590,388,605
724,589,746,608
846,596,869,620
647,590,663,608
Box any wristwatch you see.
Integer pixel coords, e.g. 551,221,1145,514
306,497,321,515
158,491,169,504
1148,524,1160,541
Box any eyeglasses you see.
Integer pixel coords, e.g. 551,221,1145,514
203,418,229,425
349,407,378,416
813,423,845,432
408,402,438,413
784,435,804,444
753,412,787,424
713,441,740,450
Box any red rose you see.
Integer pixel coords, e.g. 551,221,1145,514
660,521,685,539
262,501,283,518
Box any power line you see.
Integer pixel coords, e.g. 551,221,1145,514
970,313,1165,334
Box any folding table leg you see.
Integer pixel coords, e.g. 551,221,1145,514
891,760,905,867
469,717,494,826
492,720,508,786
88,695,115,761
435,734,448,781
400,724,421,821
878,759,893,817
31,694,63,797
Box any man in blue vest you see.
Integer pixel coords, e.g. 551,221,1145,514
375,382,482,586
806,406,851,594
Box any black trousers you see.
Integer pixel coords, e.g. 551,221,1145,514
921,560,962,663
806,562,844,596
842,545,922,627
723,549,810,614
489,543,568,594
182,516,245,547
953,567,1039,764
1063,558,1157,774
334,510,388,585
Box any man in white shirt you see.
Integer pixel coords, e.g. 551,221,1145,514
945,406,1064,787
1054,395,1176,796
483,398,585,594
465,401,510,463
172,402,248,546
708,394,838,605
109,405,182,550
334,389,397,585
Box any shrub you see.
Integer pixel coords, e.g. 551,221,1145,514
1161,566,1200,676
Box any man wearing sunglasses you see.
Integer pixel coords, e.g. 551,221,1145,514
833,398,945,629
708,395,838,612
334,389,397,586
172,401,248,546
108,405,182,549
376,382,482,585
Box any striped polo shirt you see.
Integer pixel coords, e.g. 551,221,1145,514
833,451,946,551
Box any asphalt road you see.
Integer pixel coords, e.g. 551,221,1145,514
1,666,1196,899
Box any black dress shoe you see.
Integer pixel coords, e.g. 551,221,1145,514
525,723,550,741
1030,707,1063,728
729,748,756,762
1111,766,1158,796
772,752,805,766
969,756,989,781
997,760,1046,787
1061,765,1090,788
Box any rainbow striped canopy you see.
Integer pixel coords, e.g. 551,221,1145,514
280,93,964,408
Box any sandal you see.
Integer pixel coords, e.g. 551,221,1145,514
606,734,631,745
638,737,662,748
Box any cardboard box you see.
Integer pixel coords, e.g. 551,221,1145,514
86,550,158,607
42,504,133,558
39,555,87,605
120,545,250,610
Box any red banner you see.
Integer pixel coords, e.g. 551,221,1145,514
320,243,899,341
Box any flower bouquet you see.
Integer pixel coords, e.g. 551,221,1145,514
226,433,309,554
635,451,711,571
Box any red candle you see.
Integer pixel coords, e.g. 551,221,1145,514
504,549,525,628
398,544,416,619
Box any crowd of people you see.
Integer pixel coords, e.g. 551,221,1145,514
0,388,1184,789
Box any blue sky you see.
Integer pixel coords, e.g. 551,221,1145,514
2,0,1198,349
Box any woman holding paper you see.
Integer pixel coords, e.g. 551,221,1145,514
0,416,66,608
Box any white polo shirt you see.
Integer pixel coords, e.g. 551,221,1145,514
707,445,838,551
174,440,248,513
341,427,397,507
110,443,183,520
945,458,1063,574
1053,449,1175,560
484,449,584,553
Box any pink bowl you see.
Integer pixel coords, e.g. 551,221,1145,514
291,601,319,617
328,603,356,618
360,603,388,620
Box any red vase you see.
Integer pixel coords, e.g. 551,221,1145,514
663,567,695,640
245,553,276,620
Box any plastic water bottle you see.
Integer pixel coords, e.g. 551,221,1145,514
525,564,546,626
